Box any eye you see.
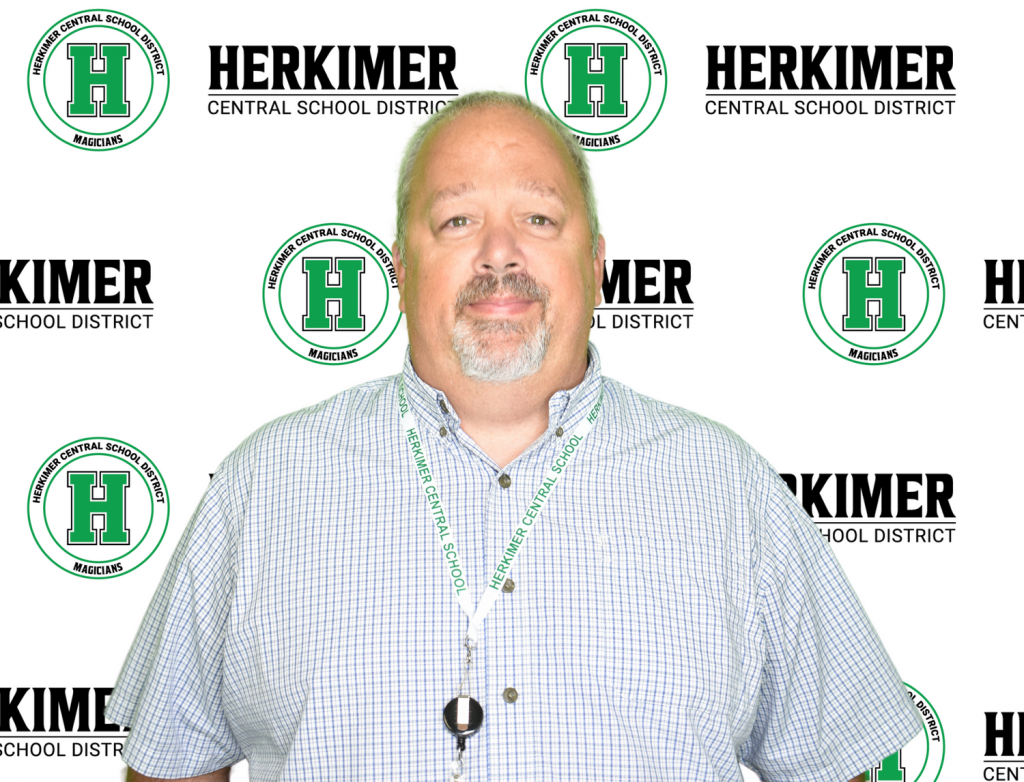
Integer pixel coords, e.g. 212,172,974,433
529,215,551,226
446,216,469,228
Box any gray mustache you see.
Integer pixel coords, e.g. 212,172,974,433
454,273,550,312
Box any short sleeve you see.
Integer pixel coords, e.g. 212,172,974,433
740,463,922,782
105,465,245,778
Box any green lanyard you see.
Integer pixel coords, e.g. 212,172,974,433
398,378,602,642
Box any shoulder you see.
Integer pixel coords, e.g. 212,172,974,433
214,375,399,490
598,376,797,521
599,376,771,478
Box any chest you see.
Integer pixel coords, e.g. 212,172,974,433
232,442,755,695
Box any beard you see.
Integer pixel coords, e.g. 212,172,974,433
450,272,551,384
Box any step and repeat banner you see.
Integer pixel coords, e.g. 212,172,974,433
1,1,1021,780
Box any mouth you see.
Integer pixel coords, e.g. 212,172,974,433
464,297,538,317
455,273,550,320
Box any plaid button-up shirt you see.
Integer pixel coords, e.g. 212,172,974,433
107,345,920,781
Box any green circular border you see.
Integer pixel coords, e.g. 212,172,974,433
43,24,154,136
523,8,667,151
262,223,404,366
27,9,170,152
43,452,154,563
818,238,930,350
905,682,945,782
539,24,651,137
802,224,945,365
26,436,170,579
278,237,391,350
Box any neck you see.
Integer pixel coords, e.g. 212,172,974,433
411,346,588,469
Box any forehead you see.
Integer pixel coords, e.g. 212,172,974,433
413,105,578,204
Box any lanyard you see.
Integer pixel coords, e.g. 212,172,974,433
398,378,602,643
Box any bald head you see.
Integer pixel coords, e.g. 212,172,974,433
394,91,600,264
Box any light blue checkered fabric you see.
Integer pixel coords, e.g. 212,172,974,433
107,344,921,781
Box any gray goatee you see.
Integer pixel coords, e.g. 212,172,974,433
451,273,551,384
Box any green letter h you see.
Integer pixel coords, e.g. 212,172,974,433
843,257,905,331
564,43,627,117
67,472,129,545
875,750,904,780
303,257,365,331
67,43,130,117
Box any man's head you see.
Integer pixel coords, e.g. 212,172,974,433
394,92,605,386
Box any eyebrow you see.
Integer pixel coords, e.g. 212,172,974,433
427,180,566,211
516,180,565,206
429,182,477,210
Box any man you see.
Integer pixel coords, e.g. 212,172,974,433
108,92,921,781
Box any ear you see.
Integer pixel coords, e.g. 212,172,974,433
394,242,407,313
592,234,606,307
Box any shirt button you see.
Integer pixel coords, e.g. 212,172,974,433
501,578,515,593
555,427,564,437
439,426,448,437
439,400,449,414
502,687,519,704
498,474,511,489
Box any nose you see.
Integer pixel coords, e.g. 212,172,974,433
472,220,524,277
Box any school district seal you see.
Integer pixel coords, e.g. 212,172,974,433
524,9,666,150
263,223,402,365
803,223,944,365
27,437,170,578
28,10,169,150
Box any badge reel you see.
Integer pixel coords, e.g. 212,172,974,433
442,640,484,781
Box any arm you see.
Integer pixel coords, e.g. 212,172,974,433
848,775,866,782
127,768,231,782
106,467,245,777
739,455,920,780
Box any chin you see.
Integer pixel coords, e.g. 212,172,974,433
452,318,550,384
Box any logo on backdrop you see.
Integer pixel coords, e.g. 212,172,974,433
28,10,169,150
593,259,693,330
705,45,954,117
524,10,666,150
263,223,402,365
803,223,944,364
867,684,944,781
984,711,1024,778
27,438,169,578
0,259,154,331
0,687,126,759
781,472,955,545
207,44,457,116
982,259,1024,330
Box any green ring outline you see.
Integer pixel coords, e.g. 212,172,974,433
539,24,651,136
27,9,170,152
278,237,391,350
262,223,404,366
43,452,154,564
43,24,153,136
817,238,929,350
904,682,945,782
802,223,945,365
26,436,170,579
523,8,667,151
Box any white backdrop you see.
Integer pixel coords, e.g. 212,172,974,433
2,1,1020,779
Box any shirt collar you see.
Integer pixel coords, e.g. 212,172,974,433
400,343,604,439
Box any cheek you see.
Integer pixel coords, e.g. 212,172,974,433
544,273,589,319
408,266,460,326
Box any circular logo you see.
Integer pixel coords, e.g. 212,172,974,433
263,223,403,365
27,10,169,151
803,223,944,365
524,9,666,151
27,437,170,579
868,683,945,782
